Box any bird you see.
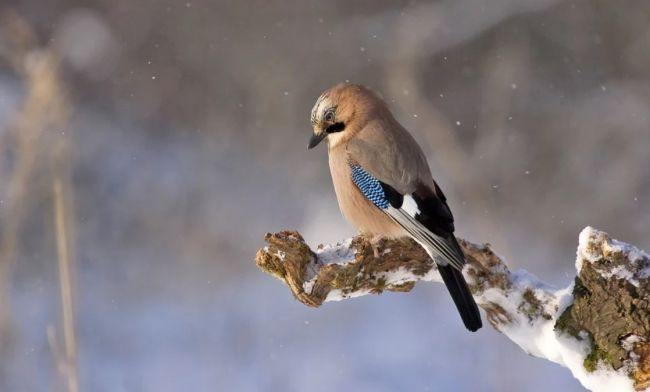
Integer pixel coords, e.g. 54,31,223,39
308,83,482,332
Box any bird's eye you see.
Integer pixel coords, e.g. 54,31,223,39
324,111,335,122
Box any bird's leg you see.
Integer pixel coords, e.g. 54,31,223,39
368,235,384,259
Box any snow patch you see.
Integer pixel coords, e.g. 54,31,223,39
303,239,356,294
378,266,442,286
480,268,637,392
577,226,650,287
326,288,372,302
577,226,600,270
315,238,355,265
274,250,286,261
478,226,642,392
600,264,638,286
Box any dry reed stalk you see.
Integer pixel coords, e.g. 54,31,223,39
53,174,78,392
0,10,78,391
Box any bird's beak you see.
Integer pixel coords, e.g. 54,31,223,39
308,132,327,149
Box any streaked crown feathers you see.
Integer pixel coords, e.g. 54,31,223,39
310,92,332,126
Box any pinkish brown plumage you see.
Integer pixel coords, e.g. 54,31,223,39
308,83,482,332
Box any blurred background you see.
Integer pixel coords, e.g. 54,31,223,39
0,0,649,391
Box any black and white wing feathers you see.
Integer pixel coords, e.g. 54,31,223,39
349,162,482,332
349,163,465,271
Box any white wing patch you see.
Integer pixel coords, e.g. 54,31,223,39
401,194,420,217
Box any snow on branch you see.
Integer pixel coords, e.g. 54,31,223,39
255,227,650,392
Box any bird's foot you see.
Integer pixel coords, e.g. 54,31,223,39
368,235,384,259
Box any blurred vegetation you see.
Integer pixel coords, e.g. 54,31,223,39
0,10,77,391
0,1,649,390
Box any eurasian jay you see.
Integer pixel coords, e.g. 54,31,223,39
308,83,482,332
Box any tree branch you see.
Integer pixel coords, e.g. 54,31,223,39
255,227,649,392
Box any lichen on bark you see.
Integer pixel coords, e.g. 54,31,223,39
554,229,650,389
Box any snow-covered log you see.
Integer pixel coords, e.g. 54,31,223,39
255,227,649,391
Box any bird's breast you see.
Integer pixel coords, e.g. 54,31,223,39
328,148,405,238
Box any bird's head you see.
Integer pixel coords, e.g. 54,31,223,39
308,83,387,149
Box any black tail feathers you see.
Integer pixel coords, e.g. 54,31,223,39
437,263,482,332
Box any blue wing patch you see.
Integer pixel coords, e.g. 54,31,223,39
350,164,390,209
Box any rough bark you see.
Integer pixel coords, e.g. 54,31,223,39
255,227,649,391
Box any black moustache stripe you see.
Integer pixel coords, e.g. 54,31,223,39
326,122,345,133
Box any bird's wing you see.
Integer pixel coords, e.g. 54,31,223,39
345,120,433,195
344,117,481,331
349,163,465,271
